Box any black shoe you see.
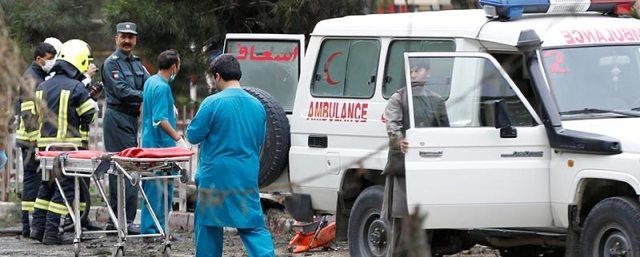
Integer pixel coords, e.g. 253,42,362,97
127,224,140,235
29,228,44,242
42,233,75,245
21,226,30,238
82,220,103,231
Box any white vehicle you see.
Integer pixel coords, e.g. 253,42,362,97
225,1,640,256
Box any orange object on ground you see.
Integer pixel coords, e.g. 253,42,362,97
287,221,336,253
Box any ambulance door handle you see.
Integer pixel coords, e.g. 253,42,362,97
419,151,443,158
308,135,328,148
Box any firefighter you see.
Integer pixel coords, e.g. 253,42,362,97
17,41,57,237
29,39,98,245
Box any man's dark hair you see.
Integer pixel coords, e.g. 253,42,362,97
410,59,431,70
34,42,56,60
209,54,242,81
157,49,180,69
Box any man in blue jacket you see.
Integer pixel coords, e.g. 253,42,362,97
139,49,189,235
187,54,275,257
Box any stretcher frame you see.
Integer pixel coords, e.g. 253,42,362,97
37,144,192,257
110,154,191,257
37,145,121,257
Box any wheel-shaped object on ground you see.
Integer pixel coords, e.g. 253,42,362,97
580,196,640,257
348,185,388,257
112,246,124,257
162,245,171,257
74,242,80,257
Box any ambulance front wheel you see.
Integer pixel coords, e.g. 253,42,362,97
580,196,640,257
348,185,387,257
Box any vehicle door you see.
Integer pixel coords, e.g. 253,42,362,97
403,52,552,229
223,33,305,114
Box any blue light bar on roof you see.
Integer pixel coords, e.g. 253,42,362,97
480,0,636,20
480,0,550,19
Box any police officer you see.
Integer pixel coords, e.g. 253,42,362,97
17,41,57,237
102,22,149,234
30,39,98,245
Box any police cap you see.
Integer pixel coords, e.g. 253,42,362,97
116,22,138,35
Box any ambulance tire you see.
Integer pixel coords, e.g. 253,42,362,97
579,196,640,257
349,185,386,257
242,87,290,187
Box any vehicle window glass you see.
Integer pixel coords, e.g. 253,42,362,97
541,45,640,117
226,40,300,112
311,39,380,98
384,40,455,99
407,56,535,128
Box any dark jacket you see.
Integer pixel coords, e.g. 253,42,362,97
16,62,49,146
36,61,97,148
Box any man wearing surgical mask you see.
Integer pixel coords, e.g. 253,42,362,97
16,42,57,238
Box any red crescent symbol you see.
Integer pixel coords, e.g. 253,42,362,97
324,51,343,86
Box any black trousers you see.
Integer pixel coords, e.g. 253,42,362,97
103,108,139,224
32,172,89,236
21,147,41,230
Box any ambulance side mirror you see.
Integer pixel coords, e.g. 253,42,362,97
494,100,517,138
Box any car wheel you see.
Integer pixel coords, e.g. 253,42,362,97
348,185,388,257
242,87,290,188
580,196,640,257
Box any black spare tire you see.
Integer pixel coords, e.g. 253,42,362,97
243,87,290,187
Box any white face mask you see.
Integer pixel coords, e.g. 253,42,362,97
43,59,55,73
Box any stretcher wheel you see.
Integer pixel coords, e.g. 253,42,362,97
74,243,80,257
162,245,171,257
112,246,124,257
129,172,140,186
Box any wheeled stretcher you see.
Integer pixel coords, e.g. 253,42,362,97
110,147,194,257
36,145,194,257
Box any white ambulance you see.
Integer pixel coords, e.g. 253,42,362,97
225,1,640,255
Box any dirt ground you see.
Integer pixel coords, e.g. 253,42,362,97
0,230,350,257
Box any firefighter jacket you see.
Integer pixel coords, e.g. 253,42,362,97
36,61,97,149
16,62,48,147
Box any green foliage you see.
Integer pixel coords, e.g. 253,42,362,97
103,0,367,104
1,0,100,59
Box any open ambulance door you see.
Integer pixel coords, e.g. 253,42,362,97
223,34,305,191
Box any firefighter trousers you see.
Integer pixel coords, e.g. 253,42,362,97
31,175,89,237
20,147,41,232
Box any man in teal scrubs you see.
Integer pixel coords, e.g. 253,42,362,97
187,54,275,257
140,50,190,234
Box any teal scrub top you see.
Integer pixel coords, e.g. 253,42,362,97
141,74,176,148
186,88,266,228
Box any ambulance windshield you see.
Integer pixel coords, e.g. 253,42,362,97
542,45,640,118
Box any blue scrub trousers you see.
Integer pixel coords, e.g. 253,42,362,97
195,225,275,257
140,178,174,234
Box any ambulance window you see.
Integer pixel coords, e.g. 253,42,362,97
383,40,455,99
226,40,301,112
311,39,380,98
407,56,535,128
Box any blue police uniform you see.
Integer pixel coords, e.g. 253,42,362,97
102,47,150,226
186,88,275,257
139,74,176,234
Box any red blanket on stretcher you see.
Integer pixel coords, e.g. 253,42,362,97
36,150,105,159
116,147,195,158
